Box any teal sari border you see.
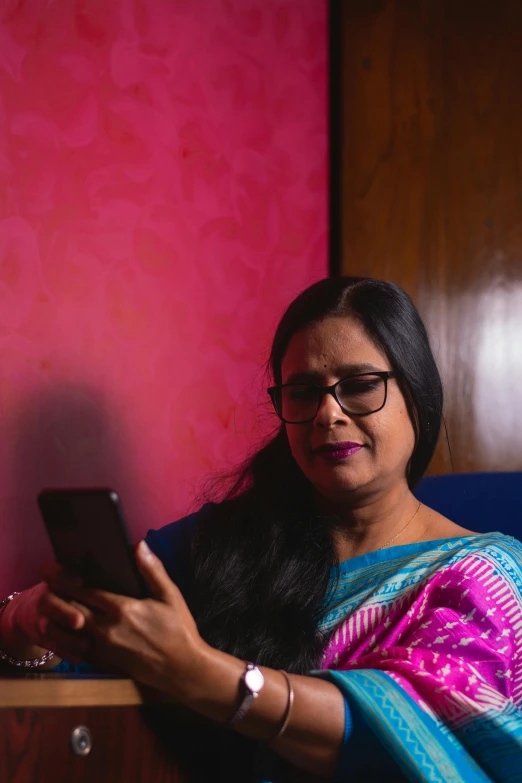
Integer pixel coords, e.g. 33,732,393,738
311,669,491,783
334,534,494,577
321,532,515,630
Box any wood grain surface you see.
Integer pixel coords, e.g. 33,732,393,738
332,0,522,474
0,706,187,783
0,676,144,708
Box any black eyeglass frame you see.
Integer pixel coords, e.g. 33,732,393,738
267,371,396,424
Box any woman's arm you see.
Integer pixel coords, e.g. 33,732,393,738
180,644,346,778
1,581,346,778
48,541,348,779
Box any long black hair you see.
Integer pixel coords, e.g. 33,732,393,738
187,277,443,674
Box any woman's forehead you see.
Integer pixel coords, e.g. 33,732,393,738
281,317,389,378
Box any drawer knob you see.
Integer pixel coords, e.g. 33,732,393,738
70,725,92,756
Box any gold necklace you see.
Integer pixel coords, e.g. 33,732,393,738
376,502,422,551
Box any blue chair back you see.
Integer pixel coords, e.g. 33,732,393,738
414,472,522,537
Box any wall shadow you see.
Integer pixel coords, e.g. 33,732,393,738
4,383,141,592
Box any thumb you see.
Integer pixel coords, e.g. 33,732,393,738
135,540,176,602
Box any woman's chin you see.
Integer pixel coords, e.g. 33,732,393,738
313,472,374,504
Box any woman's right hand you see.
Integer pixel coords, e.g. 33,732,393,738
0,564,90,665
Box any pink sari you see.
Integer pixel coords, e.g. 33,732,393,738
313,533,522,781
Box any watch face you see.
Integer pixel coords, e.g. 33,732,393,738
245,666,264,693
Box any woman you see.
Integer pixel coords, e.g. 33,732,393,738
0,277,521,782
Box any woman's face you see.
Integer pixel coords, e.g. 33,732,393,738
280,316,416,503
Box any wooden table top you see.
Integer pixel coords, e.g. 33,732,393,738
0,674,176,708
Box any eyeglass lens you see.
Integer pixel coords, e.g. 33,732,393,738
277,374,387,423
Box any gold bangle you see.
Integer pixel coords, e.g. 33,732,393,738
267,669,294,743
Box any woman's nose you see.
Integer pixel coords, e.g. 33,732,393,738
314,390,347,426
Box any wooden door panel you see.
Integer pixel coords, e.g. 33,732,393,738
332,0,522,473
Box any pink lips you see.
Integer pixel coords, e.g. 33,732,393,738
313,442,363,461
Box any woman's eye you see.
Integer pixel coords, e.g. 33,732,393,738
289,387,318,401
341,380,378,395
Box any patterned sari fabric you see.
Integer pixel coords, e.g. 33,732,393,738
314,533,522,782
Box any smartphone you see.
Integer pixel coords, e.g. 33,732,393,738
37,488,147,599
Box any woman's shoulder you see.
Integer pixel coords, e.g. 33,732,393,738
422,507,522,575
146,502,215,542
145,503,216,593
460,530,522,557
444,531,522,585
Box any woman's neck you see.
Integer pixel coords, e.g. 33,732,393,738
315,483,425,561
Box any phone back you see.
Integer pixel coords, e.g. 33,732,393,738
38,488,147,598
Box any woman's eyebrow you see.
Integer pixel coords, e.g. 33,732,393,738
284,363,385,384
333,362,385,376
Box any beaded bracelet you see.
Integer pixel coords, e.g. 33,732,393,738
0,592,55,668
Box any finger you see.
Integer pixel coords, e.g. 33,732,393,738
46,599,108,646
41,591,86,631
55,584,126,615
135,540,177,602
39,619,90,662
68,599,95,624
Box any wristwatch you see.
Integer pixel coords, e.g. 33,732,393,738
228,662,265,726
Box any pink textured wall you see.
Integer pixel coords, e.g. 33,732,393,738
0,0,328,592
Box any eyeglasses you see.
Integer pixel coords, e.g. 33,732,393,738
267,371,396,424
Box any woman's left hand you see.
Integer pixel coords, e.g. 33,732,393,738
46,541,208,702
